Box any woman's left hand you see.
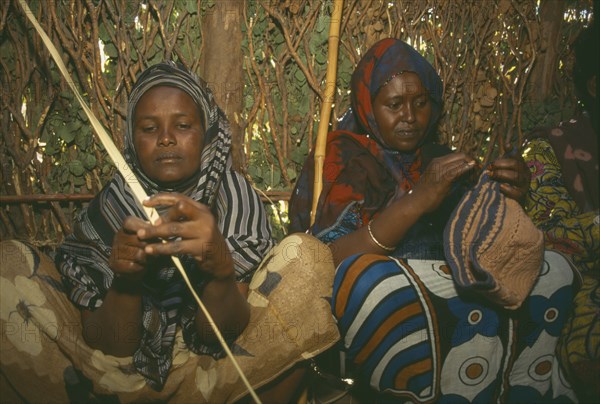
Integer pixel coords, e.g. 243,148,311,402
488,153,531,203
137,193,234,280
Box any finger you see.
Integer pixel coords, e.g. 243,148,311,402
138,219,184,242
144,238,208,258
491,156,526,171
144,192,203,210
122,216,152,234
499,183,524,200
490,166,530,187
442,158,477,183
112,241,146,262
115,229,146,250
112,257,146,273
489,158,513,170
161,198,210,224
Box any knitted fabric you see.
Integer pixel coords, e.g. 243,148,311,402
444,171,544,309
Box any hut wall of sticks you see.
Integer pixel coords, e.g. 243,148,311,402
0,0,594,247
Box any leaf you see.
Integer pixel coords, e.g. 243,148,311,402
68,160,85,177
57,125,75,144
272,168,281,186
287,167,297,181
184,0,197,14
104,42,118,58
44,144,57,155
316,15,328,33
83,154,97,170
40,129,52,143
245,94,254,109
248,164,257,178
75,129,92,149
294,69,307,84
315,52,326,65
59,168,70,184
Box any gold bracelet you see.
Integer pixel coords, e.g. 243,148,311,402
367,220,395,252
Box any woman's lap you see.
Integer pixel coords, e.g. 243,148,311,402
332,250,578,402
0,235,339,402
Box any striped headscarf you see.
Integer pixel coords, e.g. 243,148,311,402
56,61,273,389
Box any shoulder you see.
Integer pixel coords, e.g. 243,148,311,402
523,137,559,164
217,169,263,204
324,131,382,165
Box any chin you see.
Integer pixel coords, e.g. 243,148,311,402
392,142,420,153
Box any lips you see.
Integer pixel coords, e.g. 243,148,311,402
155,152,182,162
394,129,420,138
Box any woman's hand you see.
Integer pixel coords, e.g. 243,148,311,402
413,152,477,213
138,193,234,280
109,216,151,282
140,193,248,345
488,153,530,203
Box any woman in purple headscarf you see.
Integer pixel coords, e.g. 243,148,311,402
289,39,577,402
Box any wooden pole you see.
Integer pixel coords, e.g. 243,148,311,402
310,0,344,226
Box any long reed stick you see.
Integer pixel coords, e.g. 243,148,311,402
16,1,260,401
310,0,344,226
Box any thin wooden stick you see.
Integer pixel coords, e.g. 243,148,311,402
310,0,344,226
16,1,260,402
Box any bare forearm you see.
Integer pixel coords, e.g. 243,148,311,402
330,192,427,266
81,278,143,357
194,276,250,345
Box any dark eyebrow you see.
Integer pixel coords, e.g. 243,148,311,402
135,111,193,121
381,92,429,102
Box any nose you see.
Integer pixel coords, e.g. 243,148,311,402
399,103,416,123
157,127,176,146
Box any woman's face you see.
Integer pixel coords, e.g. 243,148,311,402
133,86,205,187
372,71,432,152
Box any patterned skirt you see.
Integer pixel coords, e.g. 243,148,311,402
332,251,577,402
0,235,339,402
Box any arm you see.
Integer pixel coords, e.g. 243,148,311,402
329,152,477,266
81,216,150,357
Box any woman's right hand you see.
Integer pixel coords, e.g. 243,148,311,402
413,152,477,213
109,216,152,281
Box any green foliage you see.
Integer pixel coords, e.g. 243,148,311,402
521,98,576,133
3,0,593,245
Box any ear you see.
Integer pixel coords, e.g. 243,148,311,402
587,74,597,99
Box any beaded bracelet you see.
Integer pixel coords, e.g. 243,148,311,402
367,220,395,252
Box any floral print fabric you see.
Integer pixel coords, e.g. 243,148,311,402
523,135,600,401
0,237,339,402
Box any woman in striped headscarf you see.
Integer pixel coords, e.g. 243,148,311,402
2,62,339,402
53,61,281,392
289,39,578,401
